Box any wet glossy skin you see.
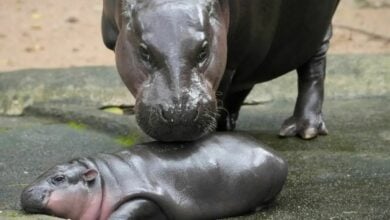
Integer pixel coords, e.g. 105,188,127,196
21,133,288,220
102,0,339,141
106,0,228,141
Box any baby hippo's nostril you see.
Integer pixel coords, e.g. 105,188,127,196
21,187,47,214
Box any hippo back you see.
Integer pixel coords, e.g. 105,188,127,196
88,133,287,219
226,0,339,89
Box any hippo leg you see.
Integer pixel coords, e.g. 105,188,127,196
108,199,167,220
217,86,253,131
279,26,332,139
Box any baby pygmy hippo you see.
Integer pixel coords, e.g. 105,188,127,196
21,133,287,220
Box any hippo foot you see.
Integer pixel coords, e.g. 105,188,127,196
279,114,328,139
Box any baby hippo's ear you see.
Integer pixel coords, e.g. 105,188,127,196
82,169,98,182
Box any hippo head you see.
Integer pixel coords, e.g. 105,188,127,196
21,161,100,220
103,0,229,141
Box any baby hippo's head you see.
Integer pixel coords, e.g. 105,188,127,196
21,160,99,219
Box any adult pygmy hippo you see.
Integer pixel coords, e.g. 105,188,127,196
102,0,339,141
21,133,287,220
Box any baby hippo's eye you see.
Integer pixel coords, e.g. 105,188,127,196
51,175,66,185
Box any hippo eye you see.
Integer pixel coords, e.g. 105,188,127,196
51,175,66,185
198,41,209,65
139,43,152,64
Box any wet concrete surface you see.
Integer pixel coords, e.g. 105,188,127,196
0,97,389,219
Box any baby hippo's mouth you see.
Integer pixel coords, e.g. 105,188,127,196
21,186,49,214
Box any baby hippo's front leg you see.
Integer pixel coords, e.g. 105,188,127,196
108,199,167,220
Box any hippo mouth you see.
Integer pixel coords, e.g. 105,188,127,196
135,101,218,142
20,187,50,214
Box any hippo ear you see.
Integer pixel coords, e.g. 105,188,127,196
102,0,122,50
82,169,98,182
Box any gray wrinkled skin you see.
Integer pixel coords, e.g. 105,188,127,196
21,133,288,220
102,0,339,141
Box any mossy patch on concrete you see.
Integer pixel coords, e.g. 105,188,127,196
115,134,140,148
67,121,87,131
0,128,9,133
101,107,124,115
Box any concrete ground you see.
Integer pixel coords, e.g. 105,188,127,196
0,54,389,219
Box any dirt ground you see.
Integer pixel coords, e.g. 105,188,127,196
0,0,389,71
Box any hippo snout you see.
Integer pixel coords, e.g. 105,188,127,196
21,186,48,214
159,105,199,123
136,100,217,142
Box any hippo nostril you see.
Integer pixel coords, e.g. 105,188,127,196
158,105,201,123
160,109,171,123
159,107,178,123
158,107,168,123
21,188,47,214
192,109,200,122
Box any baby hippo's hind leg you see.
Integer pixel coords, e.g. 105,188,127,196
254,196,279,212
279,26,332,139
108,199,167,220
